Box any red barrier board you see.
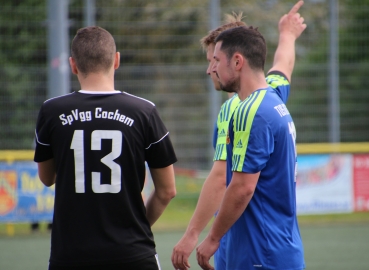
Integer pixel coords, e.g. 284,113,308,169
353,154,369,211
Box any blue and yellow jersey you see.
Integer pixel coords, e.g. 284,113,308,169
213,72,290,162
213,94,240,161
225,72,304,270
228,72,292,173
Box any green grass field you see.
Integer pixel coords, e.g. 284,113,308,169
156,222,369,270
1,212,369,270
1,175,369,269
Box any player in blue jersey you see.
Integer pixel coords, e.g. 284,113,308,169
196,3,306,270
173,1,306,270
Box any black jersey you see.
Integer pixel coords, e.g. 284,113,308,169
34,90,177,266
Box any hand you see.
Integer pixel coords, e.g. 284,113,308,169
279,0,307,40
171,234,198,270
196,235,219,270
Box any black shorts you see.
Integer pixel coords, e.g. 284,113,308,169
48,254,161,270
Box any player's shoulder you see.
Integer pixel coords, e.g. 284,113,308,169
42,91,156,110
40,92,78,112
266,71,289,87
227,93,241,104
121,92,156,108
218,94,240,120
43,92,76,104
234,90,268,119
220,94,241,110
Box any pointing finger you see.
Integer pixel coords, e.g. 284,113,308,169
288,0,304,16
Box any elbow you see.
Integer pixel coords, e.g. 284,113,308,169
43,181,54,187
40,178,55,187
37,159,56,187
245,185,255,196
38,174,55,187
159,187,176,204
233,189,254,210
240,186,255,200
166,187,177,201
231,183,255,206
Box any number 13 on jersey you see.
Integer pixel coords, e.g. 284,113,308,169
71,130,122,193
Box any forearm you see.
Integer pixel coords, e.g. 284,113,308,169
208,172,257,242
270,33,296,81
38,159,56,187
269,0,306,81
145,165,176,226
145,189,172,226
185,171,226,238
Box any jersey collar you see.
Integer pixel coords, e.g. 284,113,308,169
78,90,121,94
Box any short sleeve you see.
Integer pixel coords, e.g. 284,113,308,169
145,107,177,168
266,71,290,103
34,105,53,162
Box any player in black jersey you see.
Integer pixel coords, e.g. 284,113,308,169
34,26,177,270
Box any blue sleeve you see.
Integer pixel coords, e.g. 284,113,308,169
266,71,290,103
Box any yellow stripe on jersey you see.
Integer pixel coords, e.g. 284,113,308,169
214,94,240,161
232,90,267,171
266,74,289,88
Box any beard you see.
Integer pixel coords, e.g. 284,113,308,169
219,75,240,93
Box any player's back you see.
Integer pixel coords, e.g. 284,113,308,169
37,91,161,266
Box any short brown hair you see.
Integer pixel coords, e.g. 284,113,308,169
71,26,116,75
200,12,246,51
215,26,266,71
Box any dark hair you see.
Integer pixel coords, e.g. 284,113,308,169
71,26,116,75
214,26,266,71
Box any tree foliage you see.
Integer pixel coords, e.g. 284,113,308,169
0,0,368,154
0,0,46,149
291,0,369,142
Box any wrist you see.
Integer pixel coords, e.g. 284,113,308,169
279,32,297,42
208,228,222,243
185,227,201,239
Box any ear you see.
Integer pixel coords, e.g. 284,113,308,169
69,57,78,75
233,53,244,71
114,52,120,70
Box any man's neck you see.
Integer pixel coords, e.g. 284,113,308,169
78,72,115,92
238,71,268,101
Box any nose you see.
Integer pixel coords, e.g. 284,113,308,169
206,62,212,75
211,61,217,74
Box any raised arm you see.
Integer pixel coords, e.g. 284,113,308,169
268,0,307,82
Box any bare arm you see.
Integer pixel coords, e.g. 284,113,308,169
172,160,226,270
37,158,56,187
196,171,260,270
145,165,176,226
268,0,307,82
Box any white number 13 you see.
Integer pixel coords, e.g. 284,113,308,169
71,130,122,193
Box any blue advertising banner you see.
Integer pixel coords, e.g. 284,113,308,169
0,161,54,222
